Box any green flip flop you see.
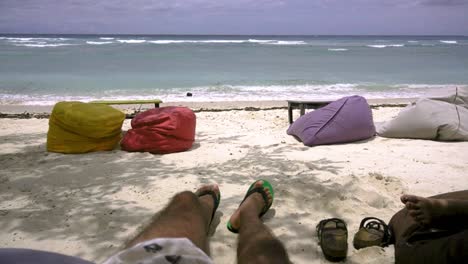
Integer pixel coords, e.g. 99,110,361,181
196,187,221,226
227,179,274,233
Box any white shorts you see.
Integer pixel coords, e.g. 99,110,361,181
103,238,213,264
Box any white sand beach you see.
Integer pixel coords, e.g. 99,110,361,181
0,101,467,264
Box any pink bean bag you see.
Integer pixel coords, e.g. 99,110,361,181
121,106,196,154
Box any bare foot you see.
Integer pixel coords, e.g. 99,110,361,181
401,194,450,227
195,184,220,227
229,180,273,231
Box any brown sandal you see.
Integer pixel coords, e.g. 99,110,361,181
353,217,392,249
316,218,348,262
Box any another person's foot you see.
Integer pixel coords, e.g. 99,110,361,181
401,194,450,227
228,180,273,232
195,184,221,228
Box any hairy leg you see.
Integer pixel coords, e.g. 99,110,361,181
230,181,290,264
126,184,219,254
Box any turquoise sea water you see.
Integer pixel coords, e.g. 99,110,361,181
1,35,467,105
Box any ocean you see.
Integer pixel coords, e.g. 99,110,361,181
1,34,467,105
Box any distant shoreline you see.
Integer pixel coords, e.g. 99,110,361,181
0,98,412,119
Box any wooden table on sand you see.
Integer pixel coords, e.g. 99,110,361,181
89,99,163,108
287,100,332,124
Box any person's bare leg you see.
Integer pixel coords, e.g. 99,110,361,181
428,190,468,200
229,181,290,264
126,184,220,254
390,190,468,264
391,190,468,243
401,192,468,229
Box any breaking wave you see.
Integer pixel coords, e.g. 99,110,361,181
13,43,76,47
117,39,146,43
2,83,463,105
440,40,457,44
86,41,113,45
367,44,405,48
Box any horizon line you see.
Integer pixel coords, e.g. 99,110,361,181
1,33,467,37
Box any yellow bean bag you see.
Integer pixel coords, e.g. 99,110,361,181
47,101,125,153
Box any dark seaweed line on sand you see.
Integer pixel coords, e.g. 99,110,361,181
0,104,408,119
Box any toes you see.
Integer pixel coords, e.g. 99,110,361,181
414,215,429,225
263,187,272,202
406,202,420,210
254,180,264,188
254,180,272,202
196,184,220,198
409,210,422,218
401,195,408,204
401,194,420,204
414,215,423,222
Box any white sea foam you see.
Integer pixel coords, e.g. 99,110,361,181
13,43,76,47
4,37,34,41
247,39,275,43
8,39,42,43
440,40,457,44
367,44,404,48
100,37,115,40
148,39,274,44
328,48,348,51
264,41,307,45
149,40,189,44
4,37,69,42
401,84,462,89
408,40,419,43
3,84,467,105
112,39,307,45
86,41,113,45
117,39,146,43
367,45,387,48
203,40,245,43
7,39,33,43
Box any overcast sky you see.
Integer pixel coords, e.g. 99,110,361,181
1,0,467,35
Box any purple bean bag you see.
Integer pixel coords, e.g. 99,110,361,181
287,96,375,146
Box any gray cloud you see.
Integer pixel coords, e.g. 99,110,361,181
0,0,287,13
1,0,465,16
418,0,468,5
0,0,467,34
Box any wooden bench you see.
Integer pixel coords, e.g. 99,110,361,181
89,99,163,108
287,100,332,124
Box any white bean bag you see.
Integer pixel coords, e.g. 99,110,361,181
431,86,468,108
376,98,468,141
